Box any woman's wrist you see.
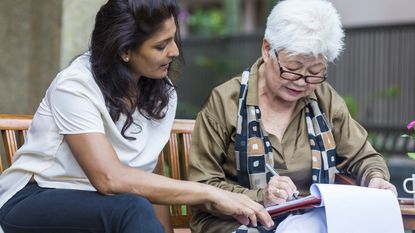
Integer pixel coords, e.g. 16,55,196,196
202,185,225,214
363,171,387,186
204,184,220,204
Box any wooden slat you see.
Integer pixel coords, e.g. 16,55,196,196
167,133,180,179
4,130,17,166
172,119,195,133
0,149,3,173
0,114,33,172
0,114,32,130
181,133,192,179
163,119,195,228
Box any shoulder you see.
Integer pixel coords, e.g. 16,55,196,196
204,76,241,113
199,76,241,131
313,82,340,99
313,82,349,118
47,53,102,100
209,76,241,104
58,53,96,85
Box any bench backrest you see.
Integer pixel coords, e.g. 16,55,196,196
159,119,194,228
0,114,194,228
0,114,32,172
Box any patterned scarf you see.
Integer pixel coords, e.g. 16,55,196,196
235,69,274,189
306,100,338,184
234,69,337,232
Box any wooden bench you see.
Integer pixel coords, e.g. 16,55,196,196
0,114,193,233
4,114,414,232
158,119,194,232
0,114,32,173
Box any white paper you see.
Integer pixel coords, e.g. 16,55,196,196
312,184,404,233
275,207,327,233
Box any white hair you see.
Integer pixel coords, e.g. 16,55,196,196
264,0,344,62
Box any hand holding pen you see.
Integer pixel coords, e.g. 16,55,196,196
262,164,299,207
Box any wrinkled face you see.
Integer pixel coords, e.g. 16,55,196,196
124,16,179,80
262,45,327,104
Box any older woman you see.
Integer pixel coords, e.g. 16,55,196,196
0,1,273,232
188,0,397,232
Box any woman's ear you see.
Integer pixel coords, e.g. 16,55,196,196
120,50,131,63
261,38,272,63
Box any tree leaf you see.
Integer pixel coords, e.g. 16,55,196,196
408,152,415,160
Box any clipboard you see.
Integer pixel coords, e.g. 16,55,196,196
266,195,322,217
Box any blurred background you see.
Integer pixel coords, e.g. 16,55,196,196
0,0,414,196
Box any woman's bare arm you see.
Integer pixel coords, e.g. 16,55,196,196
152,156,174,233
65,133,274,228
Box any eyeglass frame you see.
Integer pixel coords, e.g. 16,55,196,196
274,50,327,84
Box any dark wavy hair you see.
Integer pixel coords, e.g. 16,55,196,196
90,0,183,140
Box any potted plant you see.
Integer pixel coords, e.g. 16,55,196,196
402,119,415,204
402,120,415,159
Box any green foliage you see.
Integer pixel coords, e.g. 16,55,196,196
401,134,413,139
342,85,401,121
376,85,401,98
176,55,241,119
403,124,415,160
187,8,225,37
342,95,359,119
343,86,403,156
177,101,200,119
194,55,239,75
408,152,415,160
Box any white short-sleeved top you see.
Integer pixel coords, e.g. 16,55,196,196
0,53,177,208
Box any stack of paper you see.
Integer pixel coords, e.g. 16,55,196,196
266,184,404,233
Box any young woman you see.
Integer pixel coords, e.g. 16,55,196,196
0,1,273,232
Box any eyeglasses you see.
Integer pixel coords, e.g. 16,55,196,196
274,50,327,84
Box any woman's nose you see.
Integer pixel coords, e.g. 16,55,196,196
168,41,179,57
292,76,308,86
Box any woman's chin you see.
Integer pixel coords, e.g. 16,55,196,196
144,72,168,80
280,93,303,103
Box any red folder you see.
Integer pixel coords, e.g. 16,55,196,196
266,195,322,217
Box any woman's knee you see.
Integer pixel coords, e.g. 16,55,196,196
112,194,163,233
116,194,152,210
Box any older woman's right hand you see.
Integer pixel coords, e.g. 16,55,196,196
209,188,274,228
262,176,298,207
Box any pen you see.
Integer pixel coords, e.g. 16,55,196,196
265,163,299,199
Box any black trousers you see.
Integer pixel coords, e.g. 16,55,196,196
0,183,163,233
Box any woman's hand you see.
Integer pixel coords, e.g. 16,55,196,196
262,176,298,207
368,178,398,196
209,188,274,228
